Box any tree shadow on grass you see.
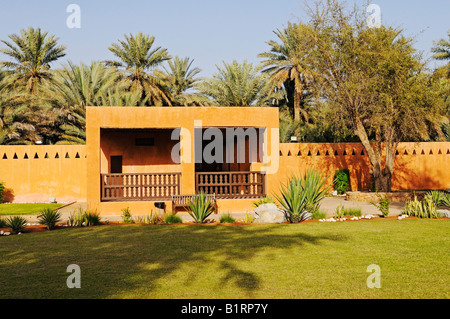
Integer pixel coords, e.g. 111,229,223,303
0,224,348,298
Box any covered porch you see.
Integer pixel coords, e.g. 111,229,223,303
86,107,279,214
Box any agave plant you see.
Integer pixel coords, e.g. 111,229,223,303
403,194,439,219
274,169,330,223
186,192,216,223
38,208,61,230
427,190,450,208
6,216,27,234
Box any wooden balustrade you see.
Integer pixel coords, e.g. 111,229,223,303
101,173,181,202
195,171,265,199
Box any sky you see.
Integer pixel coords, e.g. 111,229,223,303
0,0,449,77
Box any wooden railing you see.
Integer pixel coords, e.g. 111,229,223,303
101,173,181,202
195,171,265,199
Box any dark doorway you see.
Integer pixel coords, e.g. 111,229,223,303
110,156,123,174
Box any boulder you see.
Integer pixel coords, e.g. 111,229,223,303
254,203,287,224
437,209,450,218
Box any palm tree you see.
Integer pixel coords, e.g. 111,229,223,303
258,22,316,121
432,30,450,61
42,61,120,144
432,30,450,78
105,32,172,106
197,60,273,106
0,27,66,94
0,86,37,144
163,56,209,106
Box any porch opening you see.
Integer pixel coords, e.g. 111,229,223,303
194,127,266,199
100,128,181,202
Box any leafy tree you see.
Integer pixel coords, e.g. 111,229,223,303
289,0,445,191
105,32,172,106
0,27,66,94
198,60,274,106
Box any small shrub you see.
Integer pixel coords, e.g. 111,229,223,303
219,213,235,223
343,207,362,217
186,192,216,223
164,213,182,224
252,196,275,208
67,208,86,227
371,194,390,217
84,210,101,226
334,204,345,218
243,212,255,223
38,208,62,230
333,169,350,195
121,207,133,223
136,211,164,224
6,216,27,234
312,210,327,220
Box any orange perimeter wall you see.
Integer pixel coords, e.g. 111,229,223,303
0,142,449,205
271,142,450,193
0,145,87,203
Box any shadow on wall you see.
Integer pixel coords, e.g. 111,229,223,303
391,144,449,191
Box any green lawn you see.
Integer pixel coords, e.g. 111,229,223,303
0,203,63,215
0,219,448,299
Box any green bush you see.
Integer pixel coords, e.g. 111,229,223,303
333,169,350,194
6,216,27,234
38,208,62,230
0,182,5,203
186,192,216,223
219,213,235,223
371,194,390,217
121,207,133,223
164,213,182,224
274,169,330,223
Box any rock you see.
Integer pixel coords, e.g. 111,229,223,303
331,190,338,196
254,203,287,224
3,232,10,236
437,209,450,218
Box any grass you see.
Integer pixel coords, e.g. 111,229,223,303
0,219,448,299
0,203,63,216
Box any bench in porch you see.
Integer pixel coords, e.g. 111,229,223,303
172,194,218,213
